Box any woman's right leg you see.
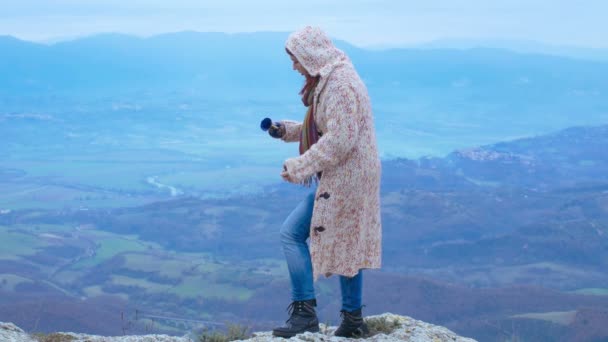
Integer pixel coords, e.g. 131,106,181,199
273,191,319,338
280,190,316,301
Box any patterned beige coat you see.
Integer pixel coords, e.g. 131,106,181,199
281,26,382,280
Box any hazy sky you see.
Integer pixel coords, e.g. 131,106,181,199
1,0,607,48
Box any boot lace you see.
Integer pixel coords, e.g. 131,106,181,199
285,301,305,323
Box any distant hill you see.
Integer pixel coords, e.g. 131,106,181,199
381,124,608,191
2,31,608,164
407,38,608,62
2,32,607,102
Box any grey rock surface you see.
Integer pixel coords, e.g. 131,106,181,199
242,313,477,342
1,322,36,342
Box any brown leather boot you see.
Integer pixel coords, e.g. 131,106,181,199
272,299,319,338
334,307,369,338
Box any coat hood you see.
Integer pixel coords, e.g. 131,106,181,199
285,26,351,80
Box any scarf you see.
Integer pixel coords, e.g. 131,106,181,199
298,75,321,187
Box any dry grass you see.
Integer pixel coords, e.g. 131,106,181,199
32,333,76,342
198,323,250,342
364,316,402,336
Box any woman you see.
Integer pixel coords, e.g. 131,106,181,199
267,26,382,338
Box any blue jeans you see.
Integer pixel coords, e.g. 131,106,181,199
280,190,363,312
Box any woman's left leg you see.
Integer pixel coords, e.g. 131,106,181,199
335,269,368,337
339,269,363,311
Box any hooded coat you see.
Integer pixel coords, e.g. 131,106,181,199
281,26,382,280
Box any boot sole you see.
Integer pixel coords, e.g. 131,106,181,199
272,326,320,338
334,323,369,338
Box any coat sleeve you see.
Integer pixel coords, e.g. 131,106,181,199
283,85,360,182
279,120,302,143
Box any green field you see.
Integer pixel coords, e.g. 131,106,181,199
53,270,82,285
452,262,600,287
121,253,274,301
0,273,33,291
0,143,282,201
155,166,277,192
122,253,208,278
73,236,148,268
0,181,161,210
0,148,210,210
0,221,274,326
169,276,253,300
511,310,577,325
82,285,105,297
0,139,289,210
83,285,129,300
11,223,75,234
111,275,173,292
243,258,287,277
569,288,608,296
0,229,49,260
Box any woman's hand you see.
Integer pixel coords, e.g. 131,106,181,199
281,164,295,183
268,122,285,139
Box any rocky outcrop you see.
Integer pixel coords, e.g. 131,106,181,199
1,313,477,342
246,314,477,341
1,322,36,342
